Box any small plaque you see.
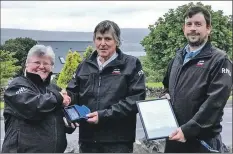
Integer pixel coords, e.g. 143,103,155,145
63,105,90,123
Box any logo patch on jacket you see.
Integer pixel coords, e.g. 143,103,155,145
138,70,144,76
222,68,231,76
16,87,28,94
112,68,121,74
196,60,204,66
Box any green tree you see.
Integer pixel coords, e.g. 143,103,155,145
83,45,94,59
57,50,82,89
141,2,232,82
1,37,37,76
0,50,20,87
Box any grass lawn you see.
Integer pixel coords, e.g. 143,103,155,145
146,82,163,88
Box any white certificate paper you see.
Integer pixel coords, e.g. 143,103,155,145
137,99,178,140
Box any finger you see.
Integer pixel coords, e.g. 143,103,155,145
169,129,178,138
61,89,67,94
87,117,95,123
75,123,79,127
178,139,186,143
165,93,171,100
63,99,69,105
63,117,69,126
67,97,71,103
170,134,180,141
161,95,166,99
86,112,95,118
63,101,68,106
64,96,71,104
70,123,75,128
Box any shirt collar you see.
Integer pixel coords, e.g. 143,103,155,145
97,52,118,70
183,41,207,55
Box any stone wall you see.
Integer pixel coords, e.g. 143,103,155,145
65,138,232,153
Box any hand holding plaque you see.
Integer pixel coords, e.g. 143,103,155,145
63,104,91,123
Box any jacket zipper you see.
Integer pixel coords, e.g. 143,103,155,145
172,67,181,105
97,76,102,110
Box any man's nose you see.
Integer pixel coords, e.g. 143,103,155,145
190,24,197,31
100,39,106,45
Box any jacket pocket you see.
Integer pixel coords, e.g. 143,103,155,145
101,74,127,94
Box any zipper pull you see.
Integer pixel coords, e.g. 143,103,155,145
98,76,101,86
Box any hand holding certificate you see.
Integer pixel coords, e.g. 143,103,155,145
136,98,179,140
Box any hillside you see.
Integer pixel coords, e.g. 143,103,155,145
1,28,150,44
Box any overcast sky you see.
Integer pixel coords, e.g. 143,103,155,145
1,1,232,32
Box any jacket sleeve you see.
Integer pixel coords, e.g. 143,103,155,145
181,57,232,139
66,62,83,105
97,58,146,122
161,58,174,96
4,81,63,120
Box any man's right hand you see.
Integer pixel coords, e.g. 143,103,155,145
160,93,171,100
60,90,71,106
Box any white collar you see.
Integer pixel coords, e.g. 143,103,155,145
97,52,118,70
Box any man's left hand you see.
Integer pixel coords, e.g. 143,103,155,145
86,111,99,124
169,127,186,142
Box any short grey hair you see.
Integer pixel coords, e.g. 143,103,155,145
26,44,55,65
93,20,121,47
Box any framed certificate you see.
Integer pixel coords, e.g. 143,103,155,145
136,98,179,140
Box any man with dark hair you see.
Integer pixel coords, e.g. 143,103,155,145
66,20,146,153
162,6,232,153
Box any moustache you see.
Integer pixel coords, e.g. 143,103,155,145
187,33,200,36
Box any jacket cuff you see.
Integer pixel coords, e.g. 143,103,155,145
181,119,201,140
97,109,110,123
48,89,63,105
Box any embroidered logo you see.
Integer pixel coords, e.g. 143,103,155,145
196,60,205,66
222,68,231,76
138,70,144,76
16,87,28,94
112,68,121,74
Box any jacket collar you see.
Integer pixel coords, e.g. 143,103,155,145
25,71,52,85
178,41,213,58
87,47,125,67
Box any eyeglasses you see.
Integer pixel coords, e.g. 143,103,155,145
28,61,52,67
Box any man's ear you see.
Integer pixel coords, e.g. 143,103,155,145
182,24,185,34
207,25,212,35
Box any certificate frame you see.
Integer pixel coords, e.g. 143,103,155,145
136,98,179,140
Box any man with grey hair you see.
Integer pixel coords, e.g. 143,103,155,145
66,20,146,153
2,45,74,153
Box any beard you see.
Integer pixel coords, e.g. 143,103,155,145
186,33,207,47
